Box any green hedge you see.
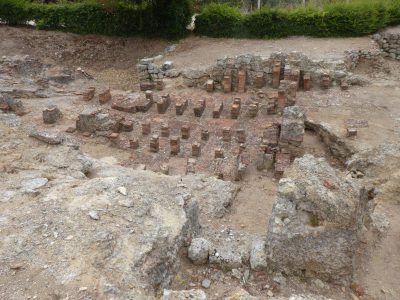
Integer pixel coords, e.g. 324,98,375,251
195,0,400,38
0,0,192,39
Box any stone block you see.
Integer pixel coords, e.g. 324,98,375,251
280,106,305,146
347,128,357,137
43,105,63,124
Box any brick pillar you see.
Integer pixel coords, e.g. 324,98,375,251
145,90,153,101
248,103,258,118
236,129,246,143
237,69,246,93
222,127,232,142
175,97,188,115
192,142,201,157
129,138,139,149
206,80,214,93
303,73,311,91
272,62,281,88
141,121,151,135
214,148,224,159
157,94,170,114
170,136,180,155
321,74,331,89
201,129,210,141
213,101,223,118
156,79,164,91
223,69,232,93
231,97,241,119
181,125,190,139
150,135,159,153
194,99,206,117
161,123,170,137
99,88,112,104
277,88,286,112
255,72,265,89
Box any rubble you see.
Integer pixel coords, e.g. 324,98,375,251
0,94,27,115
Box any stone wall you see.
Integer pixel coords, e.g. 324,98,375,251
138,51,369,91
372,31,400,60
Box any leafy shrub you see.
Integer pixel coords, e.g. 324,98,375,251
195,3,244,37
0,0,30,25
0,0,192,39
196,0,400,38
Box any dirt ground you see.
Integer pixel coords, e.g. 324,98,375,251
1,25,400,300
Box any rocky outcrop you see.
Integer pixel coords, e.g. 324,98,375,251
266,155,370,285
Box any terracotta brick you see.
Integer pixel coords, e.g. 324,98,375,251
192,142,201,157
213,101,223,118
140,82,156,91
120,120,133,132
237,69,246,93
156,80,165,91
175,97,188,115
181,125,190,139
236,129,246,143
193,99,206,117
206,79,214,93
272,62,281,88
99,88,112,104
214,148,224,159
303,73,311,91
150,135,159,153
141,121,151,135
157,94,170,114
255,72,265,89
82,87,95,101
201,129,209,141
129,138,139,149
274,152,291,178
222,127,232,142
170,136,180,155
161,123,170,137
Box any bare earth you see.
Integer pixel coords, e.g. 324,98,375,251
0,25,400,300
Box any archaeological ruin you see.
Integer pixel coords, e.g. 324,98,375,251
0,23,400,300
